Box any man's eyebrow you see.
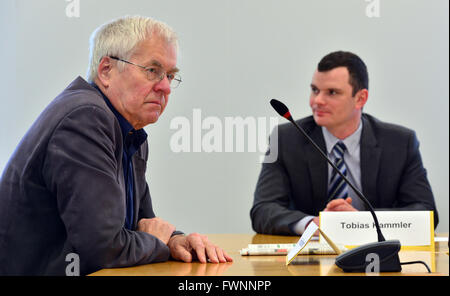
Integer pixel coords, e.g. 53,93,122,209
168,66,180,73
147,59,179,73
327,87,342,92
310,84,342,91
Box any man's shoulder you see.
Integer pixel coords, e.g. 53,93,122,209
52,76,108,111
25,76,118,145
363,113,415,138
41,77,114,125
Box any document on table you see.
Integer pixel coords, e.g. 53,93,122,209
239,242,347,255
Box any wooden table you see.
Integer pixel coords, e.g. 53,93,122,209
90,233,449,276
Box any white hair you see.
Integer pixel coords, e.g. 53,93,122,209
86,15,178,82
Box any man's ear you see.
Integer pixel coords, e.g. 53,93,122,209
355,89,369,110
96,56,114,88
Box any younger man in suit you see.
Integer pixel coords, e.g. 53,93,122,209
251,51,438,235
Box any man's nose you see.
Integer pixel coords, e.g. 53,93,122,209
153,76,171,95
313,92,326,105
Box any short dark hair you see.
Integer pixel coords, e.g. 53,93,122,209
318,51,369,96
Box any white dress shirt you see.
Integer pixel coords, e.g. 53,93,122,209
292,121,364,235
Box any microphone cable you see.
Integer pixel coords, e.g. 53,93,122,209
400,260,431,273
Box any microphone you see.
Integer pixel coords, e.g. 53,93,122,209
270,99,402,272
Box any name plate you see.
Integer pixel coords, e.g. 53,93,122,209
319,211,434,250
286,221,318,265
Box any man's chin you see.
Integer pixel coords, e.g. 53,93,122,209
135,113,161,129
313,115,328,127
147,114,160,125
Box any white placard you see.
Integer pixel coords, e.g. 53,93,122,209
320,211,434,249
286,222,318,265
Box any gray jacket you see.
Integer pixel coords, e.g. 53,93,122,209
0,77,174,275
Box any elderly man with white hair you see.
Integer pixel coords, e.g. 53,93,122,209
0,15,232,275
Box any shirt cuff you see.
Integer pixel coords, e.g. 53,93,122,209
291,216,315,235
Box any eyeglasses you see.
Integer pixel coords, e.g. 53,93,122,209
109,56,182,88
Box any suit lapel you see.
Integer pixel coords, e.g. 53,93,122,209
306,125,329,212
360,115,381,208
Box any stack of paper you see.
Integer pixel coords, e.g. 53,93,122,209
240,242,347,256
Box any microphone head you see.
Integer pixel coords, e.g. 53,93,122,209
270,99,293,121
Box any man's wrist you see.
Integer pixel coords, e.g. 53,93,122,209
168,233,184,246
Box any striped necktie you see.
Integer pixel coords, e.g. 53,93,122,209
328,141,348,200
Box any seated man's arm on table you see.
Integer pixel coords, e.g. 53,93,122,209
43,106,170,274
251,129,309,236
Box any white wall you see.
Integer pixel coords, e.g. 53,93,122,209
0,0,448,234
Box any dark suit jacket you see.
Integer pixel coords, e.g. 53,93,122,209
250,114,439,235
0,77,176,275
